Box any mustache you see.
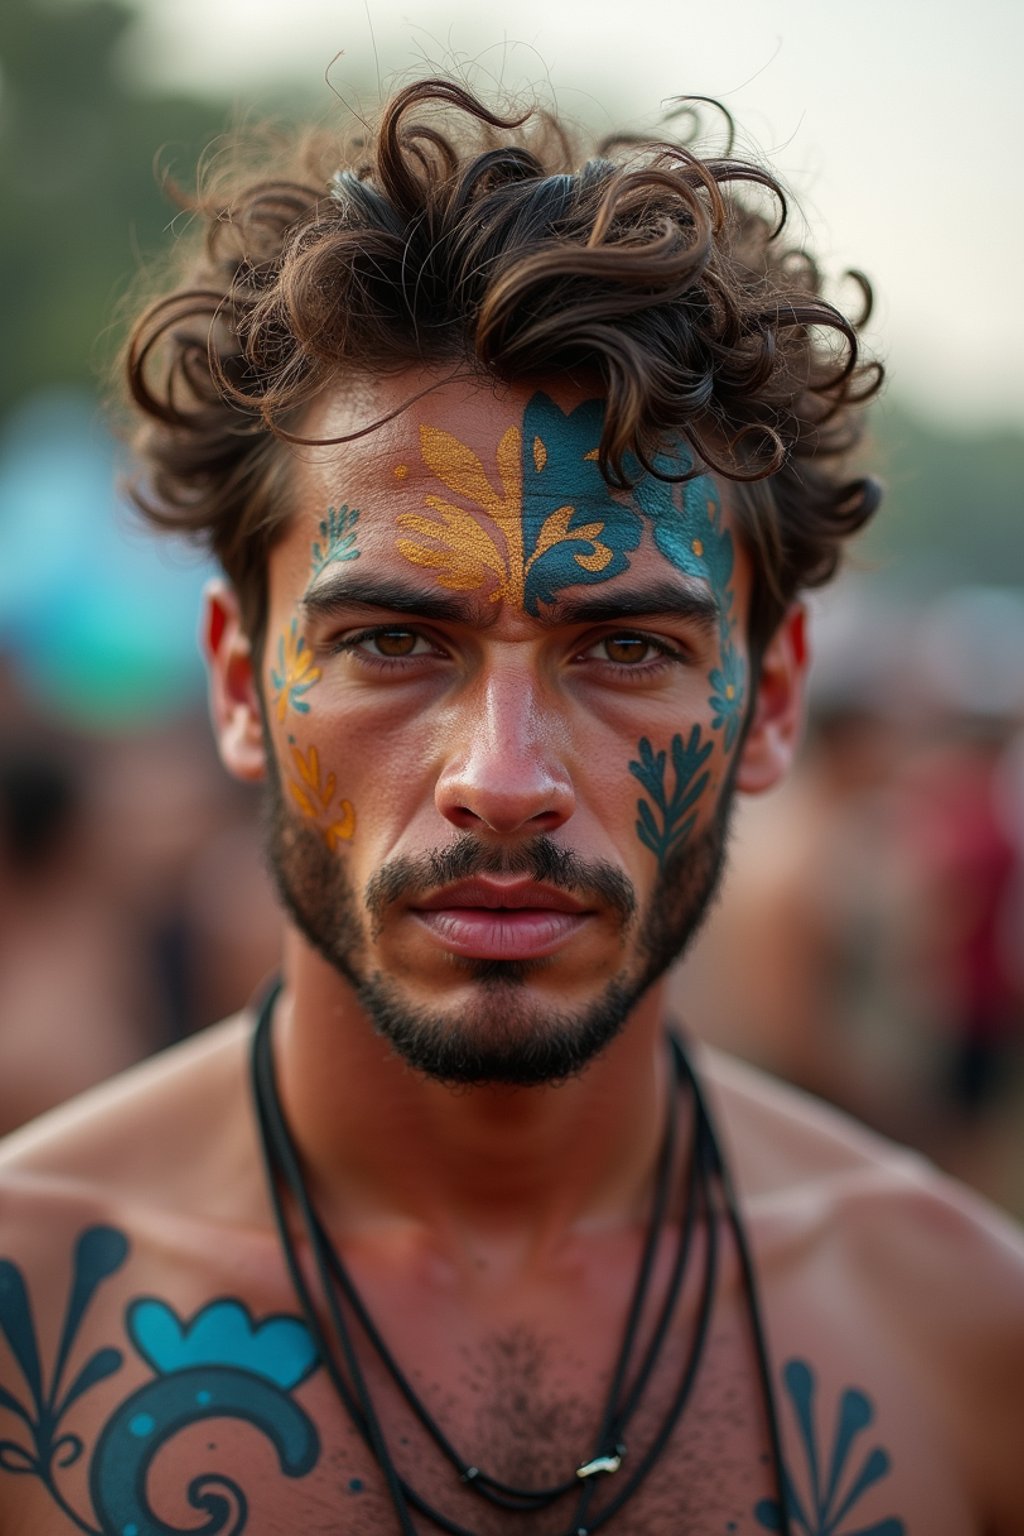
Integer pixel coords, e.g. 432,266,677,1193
364,834,637,932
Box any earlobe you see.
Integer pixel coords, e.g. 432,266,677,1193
202,579,267,783
734,604,809,795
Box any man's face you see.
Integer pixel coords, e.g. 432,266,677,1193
237,371,790,1085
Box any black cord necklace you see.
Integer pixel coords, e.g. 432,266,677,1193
250,980,792,1534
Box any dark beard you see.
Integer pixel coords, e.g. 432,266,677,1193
263,751,732,1088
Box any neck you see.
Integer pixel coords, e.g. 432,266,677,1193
269,932,675,1260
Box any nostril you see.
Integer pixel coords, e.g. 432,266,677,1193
448,806,482,829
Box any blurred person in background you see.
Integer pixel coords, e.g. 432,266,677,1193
0,76,1021,1536
0,691,281,1136
0,725,149,1133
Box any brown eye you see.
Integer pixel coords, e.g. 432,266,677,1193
373,630,418,657
603,634,653,664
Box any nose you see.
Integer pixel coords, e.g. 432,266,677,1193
435,668,576,837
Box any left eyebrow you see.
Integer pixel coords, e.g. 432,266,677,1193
537,581,721,633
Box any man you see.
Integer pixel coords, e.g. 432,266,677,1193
1,77,1021,1536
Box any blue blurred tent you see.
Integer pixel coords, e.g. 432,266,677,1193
0,390,212,727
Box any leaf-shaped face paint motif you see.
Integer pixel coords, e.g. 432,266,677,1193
398,424,523,601
286,742,355,850
395,394,642,614
270,619,322,722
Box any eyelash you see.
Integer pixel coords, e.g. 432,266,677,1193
581,633,688,673
329,627,444,670
329,626,691,677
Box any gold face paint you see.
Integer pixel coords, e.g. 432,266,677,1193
286,741,355,850
270,618,322,723
394,393,643,614
396,421,526,605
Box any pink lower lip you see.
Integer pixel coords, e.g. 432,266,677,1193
412,907,590,960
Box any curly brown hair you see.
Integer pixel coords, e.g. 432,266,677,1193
122,77,882,653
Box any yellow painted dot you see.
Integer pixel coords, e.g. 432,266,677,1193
726,684,735,700
394,464,408,480
532,436,547,473
583,448,600,461
692,538,704,557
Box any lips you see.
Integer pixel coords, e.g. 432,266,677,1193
410,879,592,960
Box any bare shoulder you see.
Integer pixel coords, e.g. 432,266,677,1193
698,1045,1024,1521
0,1012,260,1249
700,1042,1024,1278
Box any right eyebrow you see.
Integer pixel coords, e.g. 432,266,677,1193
300,573,496,627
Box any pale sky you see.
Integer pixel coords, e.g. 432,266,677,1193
119,0,1023,430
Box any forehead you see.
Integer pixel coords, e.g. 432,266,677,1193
279,370,743,617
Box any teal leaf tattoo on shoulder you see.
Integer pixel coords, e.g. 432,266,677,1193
755,1358,906,1536
629,726,713,869
311,503,360,576
0,1225,126,1522
0,1225,321,1534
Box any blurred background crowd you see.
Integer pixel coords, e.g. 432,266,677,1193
1,0,1022,1214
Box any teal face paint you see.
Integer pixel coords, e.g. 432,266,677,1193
518,394,643,614
395,392,642,614
629,727,714,871
397,393,746,751
311,503,360,577
0,1226,321,1534
629,447,747,751
754,1359,906,1535
709,645,746,751
270,617,321,722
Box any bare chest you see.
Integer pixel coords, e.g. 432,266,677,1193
0,1220,983,1536
0,1321,779,1536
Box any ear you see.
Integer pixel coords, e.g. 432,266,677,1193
734,603,809,795
202,579,266,783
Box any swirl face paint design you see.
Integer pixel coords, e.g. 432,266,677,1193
755,1359,906,1536
0,1226,320,1535
395,393,643,615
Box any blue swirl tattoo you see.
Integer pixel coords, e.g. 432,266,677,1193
0,1227,321,1535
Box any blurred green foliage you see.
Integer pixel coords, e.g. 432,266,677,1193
0,0,224,415
865,399,1024,591
0,0,1021,588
